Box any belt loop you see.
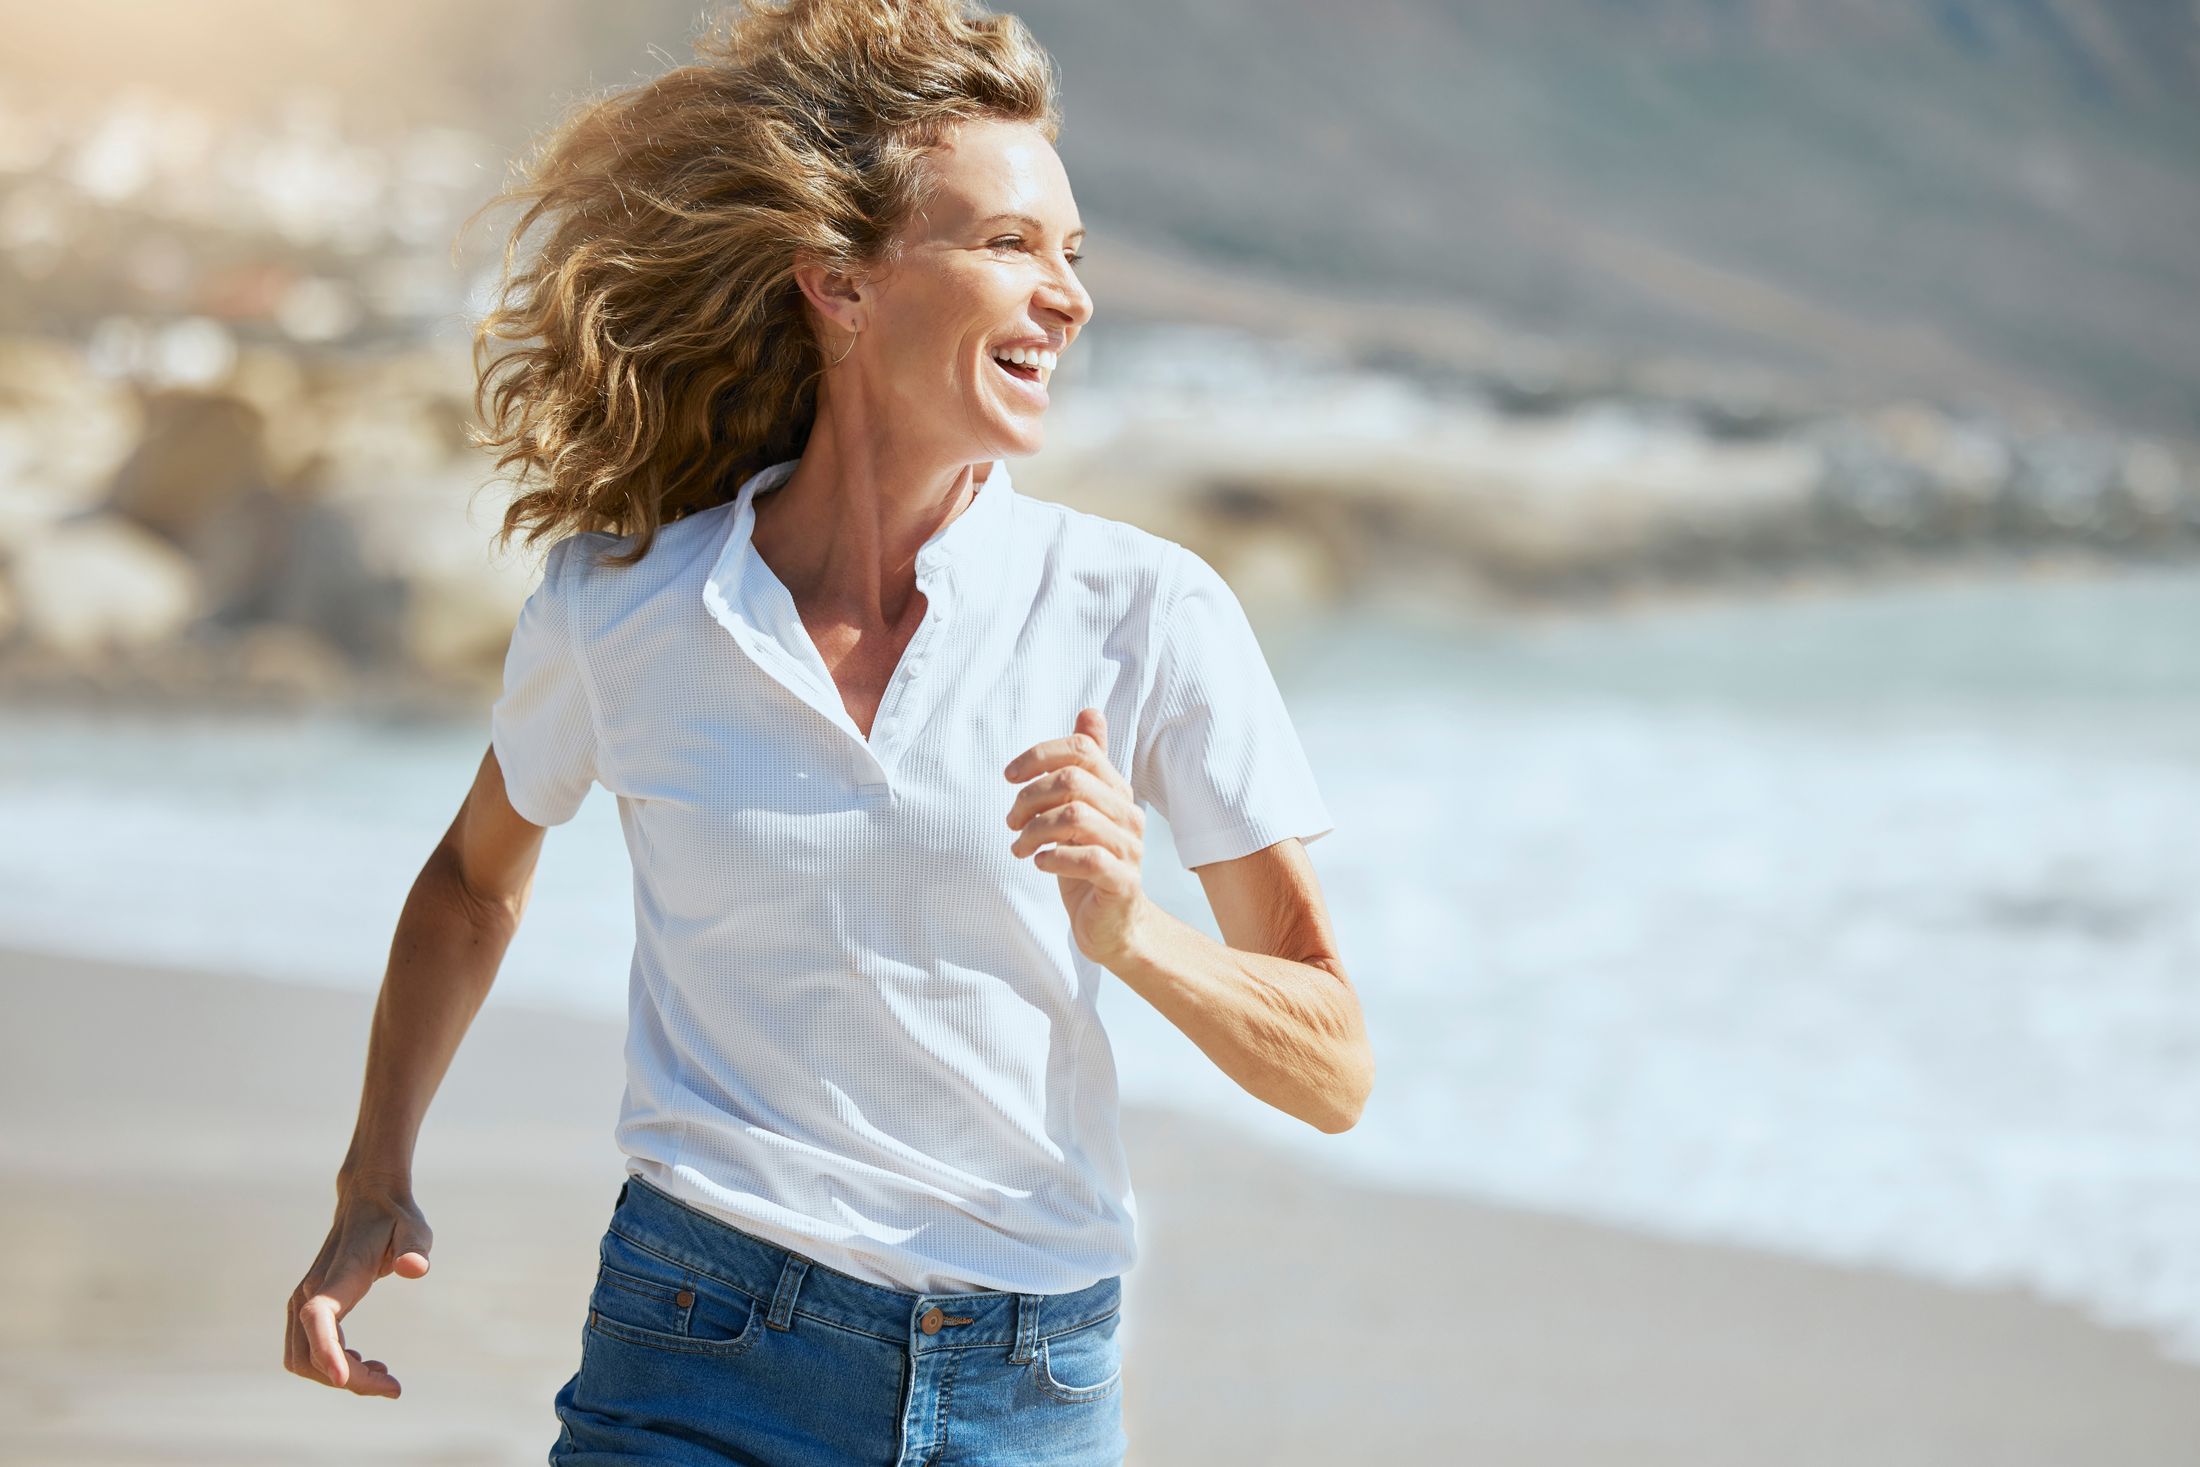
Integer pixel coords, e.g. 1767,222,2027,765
767,1252,808,1330
617,1179,630,1207
1009,1291,1040,1364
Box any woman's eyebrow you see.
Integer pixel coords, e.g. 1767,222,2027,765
978,212,1086,242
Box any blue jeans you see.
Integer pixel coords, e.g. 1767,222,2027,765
549,1173,1128,1465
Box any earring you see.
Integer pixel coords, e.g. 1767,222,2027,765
828,328,858,367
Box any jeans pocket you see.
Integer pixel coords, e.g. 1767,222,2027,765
586,1225,762,1358
1032,1309,1122,1404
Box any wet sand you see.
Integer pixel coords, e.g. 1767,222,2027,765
2,943,2195,1465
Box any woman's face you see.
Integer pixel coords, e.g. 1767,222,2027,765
815,117,1093,463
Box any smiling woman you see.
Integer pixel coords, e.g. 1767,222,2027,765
460,0,1086,574
778,110,1092,486
282,1,1362,1462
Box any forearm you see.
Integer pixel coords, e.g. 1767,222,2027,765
1106,897,1372,1133
338,843,524,1189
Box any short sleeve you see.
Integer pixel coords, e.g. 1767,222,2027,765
489,536,600,827
1131,544,1335,869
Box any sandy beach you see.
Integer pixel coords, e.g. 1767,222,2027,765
2,942,2196,1466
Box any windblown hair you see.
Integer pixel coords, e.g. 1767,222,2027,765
463,0,1062,568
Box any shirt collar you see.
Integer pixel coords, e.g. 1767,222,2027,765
702,456,1018,646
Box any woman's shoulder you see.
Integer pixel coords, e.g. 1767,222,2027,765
1019,494,1187,598
550,502,740,597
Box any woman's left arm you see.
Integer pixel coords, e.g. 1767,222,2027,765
1117,838,1371,1134
1006,708,1373,1134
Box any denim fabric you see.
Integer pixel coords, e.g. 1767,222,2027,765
549,1174,1127,1465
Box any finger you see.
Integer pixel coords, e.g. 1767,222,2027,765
391,1214,433,1275
1006,762,1141,839
300,1295,349,1388
285,1304,305,1378
1033,841,1138,892
286,1283,337,1383
1010,797,1138,863
345,1346,403,1399
344,1361,402,1398
288,1234,349,1381
286,1298,323,1381
1003,709,1122,791
1007,782,1144,857
386,1220,433,1280
1004,714,1138,830
299,1266,378,1390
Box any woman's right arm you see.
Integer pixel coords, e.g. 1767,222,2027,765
283,741,555,1398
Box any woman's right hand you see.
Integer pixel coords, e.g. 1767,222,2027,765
284,1179,434,1398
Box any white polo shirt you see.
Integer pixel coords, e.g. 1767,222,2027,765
490,455,1333,1295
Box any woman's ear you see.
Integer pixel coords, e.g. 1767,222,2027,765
792,253,868,341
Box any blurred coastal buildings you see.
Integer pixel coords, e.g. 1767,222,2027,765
0,82,2195,709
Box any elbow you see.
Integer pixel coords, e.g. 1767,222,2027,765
423,838,528,936
1312,1043,1375,1135
1312,1099,1364,1136
1295,956,1372,1135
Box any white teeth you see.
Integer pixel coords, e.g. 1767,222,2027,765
992,345,1058,372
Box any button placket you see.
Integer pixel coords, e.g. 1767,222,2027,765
702,465,998,795
866,567,950,779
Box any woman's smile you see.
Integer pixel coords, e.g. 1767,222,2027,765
987,349,1050,404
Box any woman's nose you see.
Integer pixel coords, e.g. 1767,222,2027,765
1045,272,1093,330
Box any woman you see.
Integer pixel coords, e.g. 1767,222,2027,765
284,0,1371,1461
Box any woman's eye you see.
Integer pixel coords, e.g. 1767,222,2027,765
990,237,1082,266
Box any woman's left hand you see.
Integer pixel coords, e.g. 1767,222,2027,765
1004,707,1153,970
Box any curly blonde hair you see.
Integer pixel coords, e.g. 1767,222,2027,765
463,0,1062,569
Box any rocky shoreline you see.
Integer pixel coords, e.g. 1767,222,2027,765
3,328,2196,713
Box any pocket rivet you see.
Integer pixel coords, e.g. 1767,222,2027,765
676,1289,695,1308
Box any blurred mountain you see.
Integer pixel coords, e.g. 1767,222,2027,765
3,0,2196,437
1019,0,2200,437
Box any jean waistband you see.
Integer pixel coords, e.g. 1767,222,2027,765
605,1172,1122,1351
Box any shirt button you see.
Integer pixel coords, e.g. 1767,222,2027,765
920,1307,944,1334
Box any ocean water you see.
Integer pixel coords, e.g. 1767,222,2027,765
3,562,2197,1366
